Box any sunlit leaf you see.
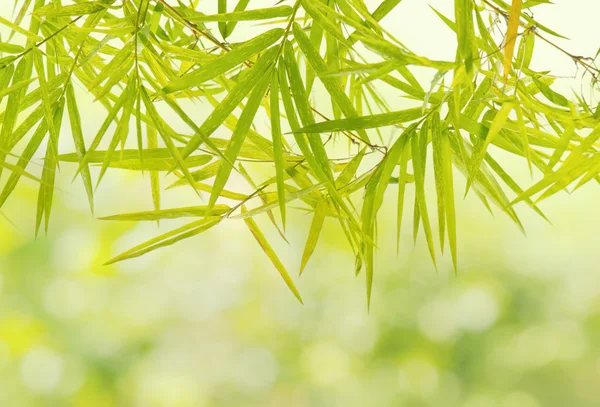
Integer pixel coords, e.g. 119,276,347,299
243,206,303,303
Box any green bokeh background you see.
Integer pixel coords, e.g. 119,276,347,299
1,1,600,406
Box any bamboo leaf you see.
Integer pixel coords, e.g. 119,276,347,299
179,46,278,161
301,0,350,47
187,6,292,22
412,122,436,267
300,200,327,275
243,206,303,303
293,108,423,134
455,0,475,72
34,2,108,17
208,71,272,212
162,28,284,94
362,125,413,307
147,123,161,219
65,83,94,213
36,99,65,236
141,87,198,194
466,103,513,193
105,217,222,265
100,205,231,221
292,22,370,143
270,68,287,229
336,147,367,188
442,129,457,271
431,112,446,252
218,0,228,38
532,76,569,107
396,144,410,252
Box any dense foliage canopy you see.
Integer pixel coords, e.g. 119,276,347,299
0,0,598,304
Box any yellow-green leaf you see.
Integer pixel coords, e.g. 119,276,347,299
162,28,284,94
243,206,303,303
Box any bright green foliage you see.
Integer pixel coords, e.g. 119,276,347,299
0,0,599,305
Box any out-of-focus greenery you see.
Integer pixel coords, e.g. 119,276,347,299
2,177,600,406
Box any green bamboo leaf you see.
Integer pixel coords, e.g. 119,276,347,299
0,42,24,54
441,128,457,270
430,6,456,31
61,148,211,167
0,104,57,210
0,16,42,41
65,83,94,213
100,204,231,221
300,200,327,275
282,42,334,182
88,42,134,90
0,77,35,102
450,132,523,229
547,121,574,169
292,22,370,143
236,163,288,242
532,76,569,107
536,161,594,203
147,123,161,220
306,3,325,95
0,57,31,178
208,72,272,212
105,217,222,265
179,46,278,161
281,42,361,233
301,0,350,46
431,112,446,252
0,160,42,187
516,28,535,70
515,106,533,175
455,0,475,72
141,87,198,194
466,103,513,193
270,68,287,229
362,126,413,307
162,28,284,94
36,99,65,236
218,0,228,38
94,57,134,101
226,0,251,36
187,6,292,22
34,2,108,17
396,144,410,252
96,79,136,186
483,152,548,221
276,58,324,188
0,64,15,104
75,92,128,177
373,0,404,20
336,147,367,188
356,34,455,70
413,185,421,244
243,206,303,303
293,108,423,133
32,50,59,171
231,184,325,220
412,122,437,267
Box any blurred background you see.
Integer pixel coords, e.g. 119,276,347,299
2,1,600,406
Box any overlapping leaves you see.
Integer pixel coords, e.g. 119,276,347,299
0,0,598,305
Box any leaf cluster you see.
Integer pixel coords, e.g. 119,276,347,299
0,0,599,305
